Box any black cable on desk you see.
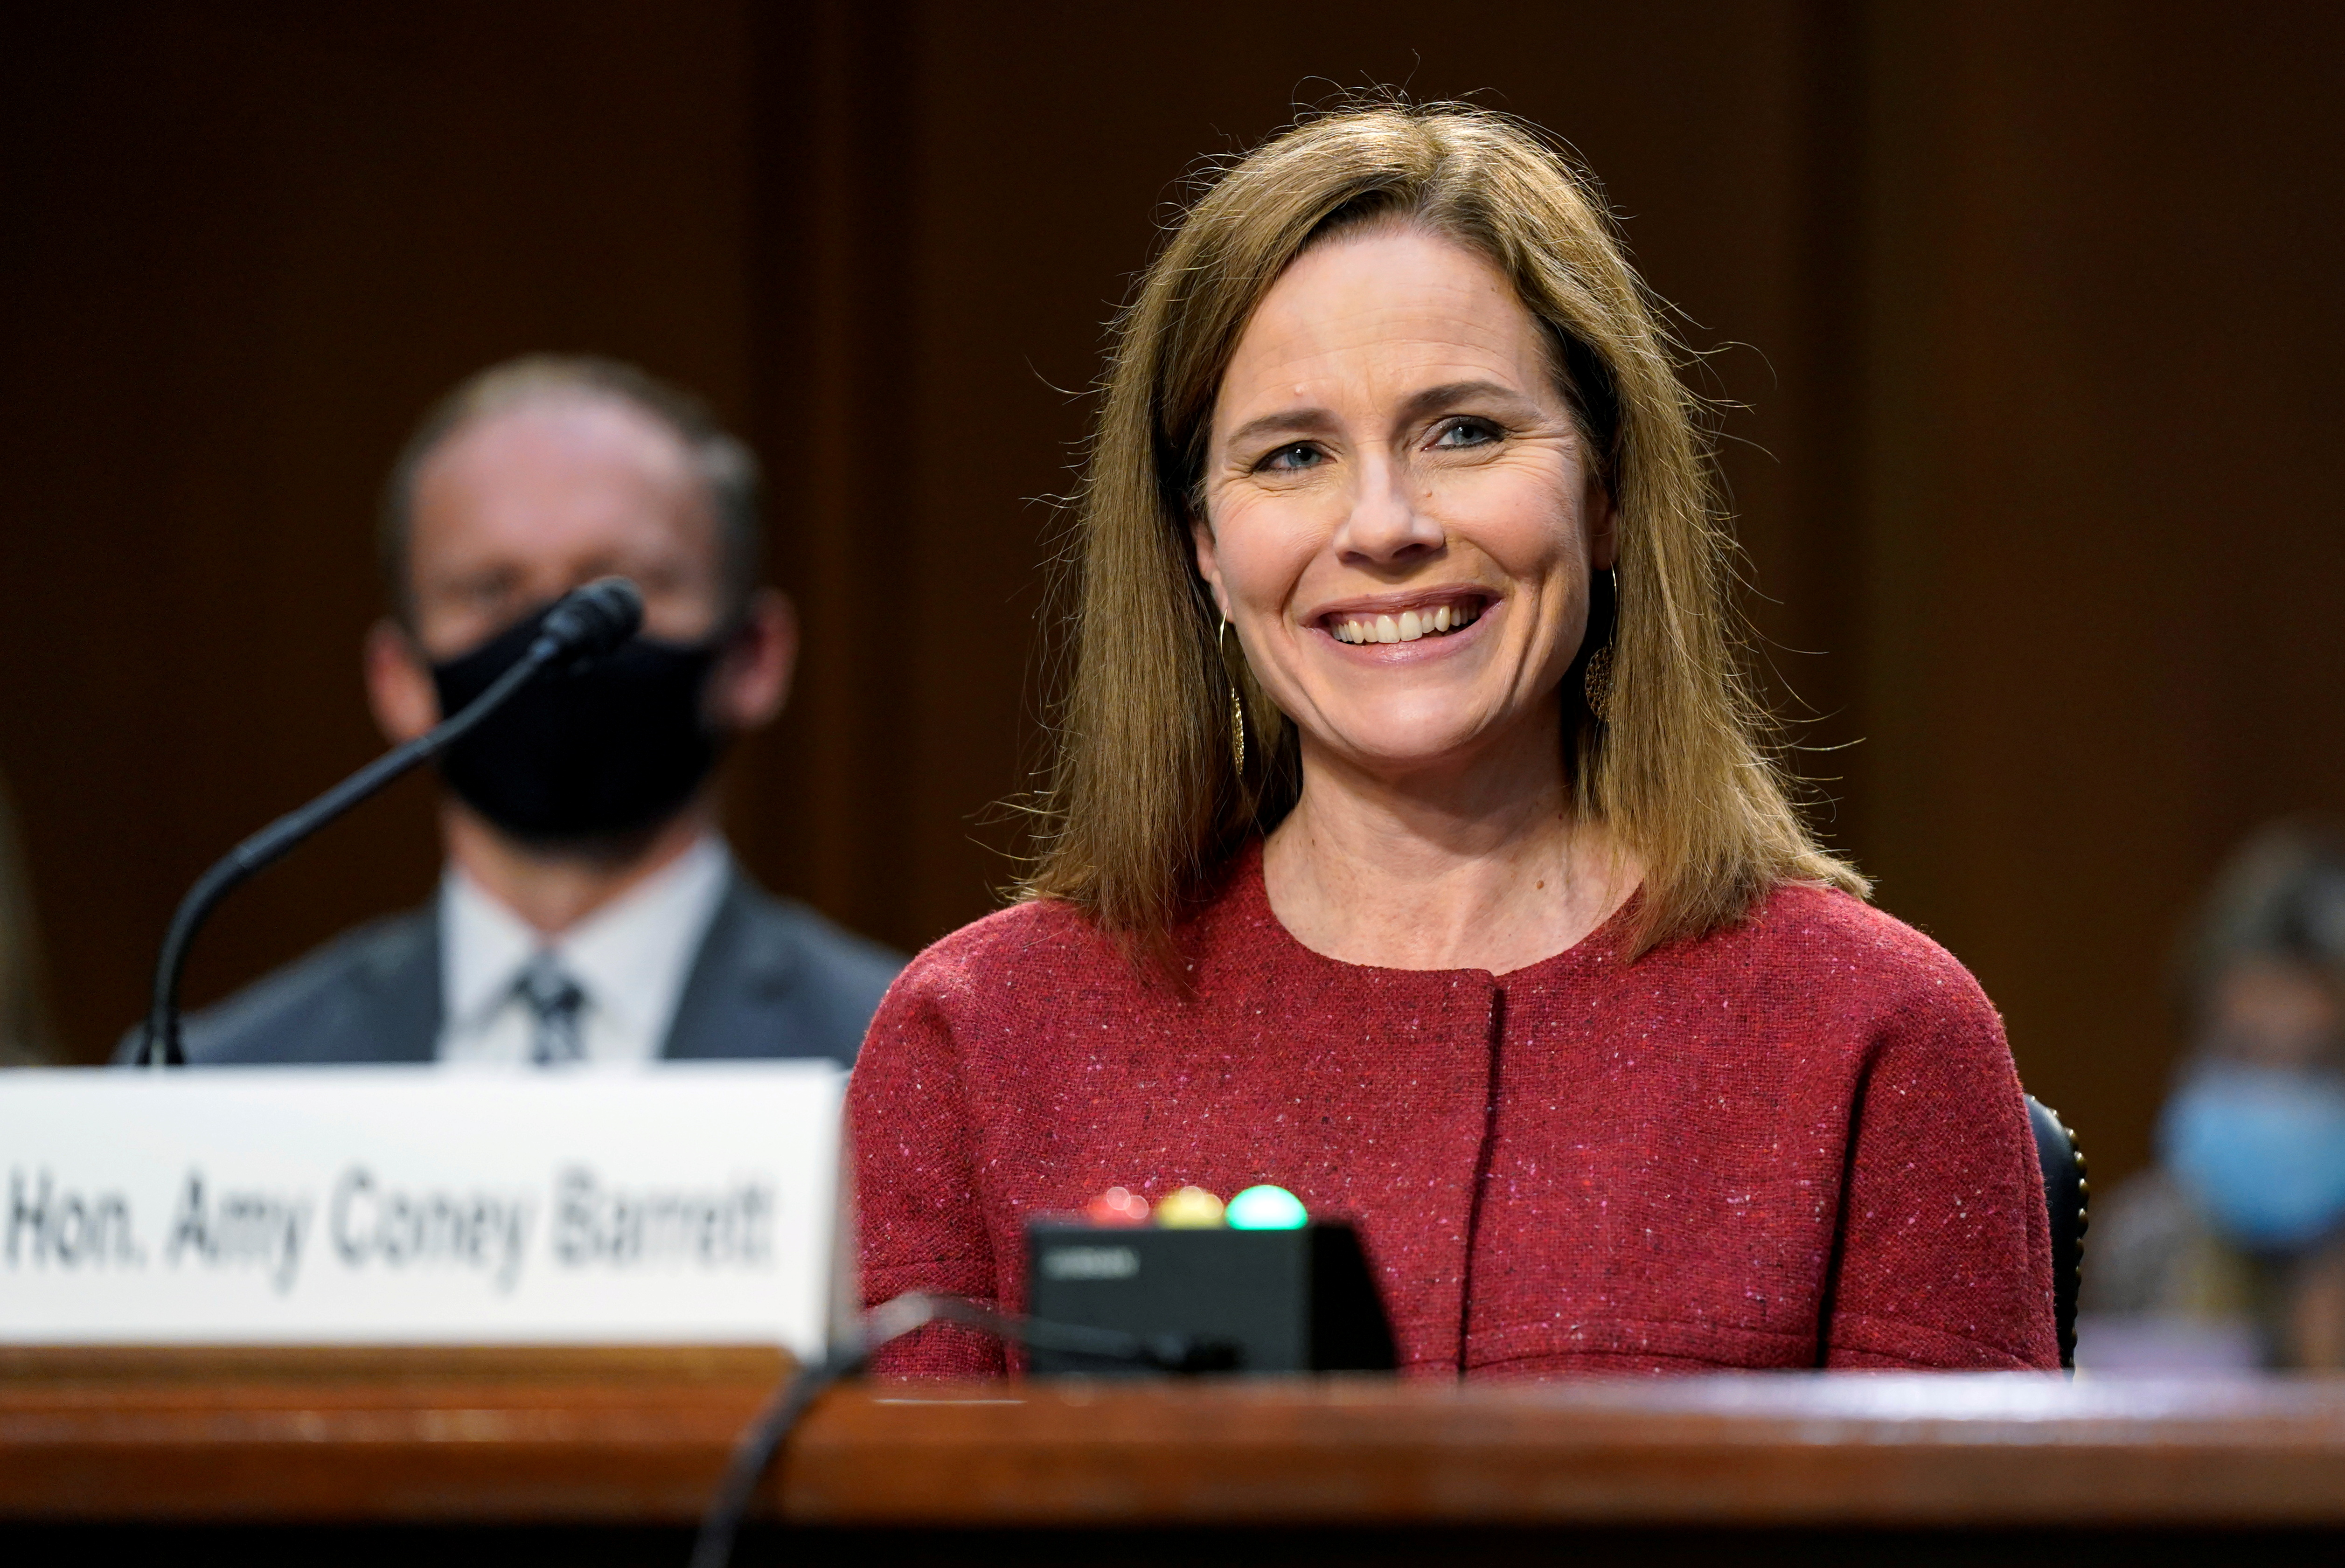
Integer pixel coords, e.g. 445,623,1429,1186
689,1293,1238,1568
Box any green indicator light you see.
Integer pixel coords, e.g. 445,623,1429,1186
1225,1184,1309,1230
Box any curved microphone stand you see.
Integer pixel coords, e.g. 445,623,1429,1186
135,578,644,1066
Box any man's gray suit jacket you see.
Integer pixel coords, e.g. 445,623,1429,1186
120,873,902,1067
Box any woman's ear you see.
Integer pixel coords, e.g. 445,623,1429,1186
1190,516,1229,617
1586,474,1619,572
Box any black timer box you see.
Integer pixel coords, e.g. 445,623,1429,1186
1023,1220,1397,1375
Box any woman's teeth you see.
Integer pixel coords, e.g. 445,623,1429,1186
1330,601,1482,645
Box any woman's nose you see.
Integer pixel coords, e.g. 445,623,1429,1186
1335,459,1443,565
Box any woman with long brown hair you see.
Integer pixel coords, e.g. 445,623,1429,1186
848,102,2056,1375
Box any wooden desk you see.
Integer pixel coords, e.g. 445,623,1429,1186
6,1349,2345,1563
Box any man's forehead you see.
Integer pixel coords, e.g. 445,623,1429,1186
420,394,697,502
410,395,715,565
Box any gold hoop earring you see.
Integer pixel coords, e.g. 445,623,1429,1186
1582,569,1616,724
1220,612,1247,776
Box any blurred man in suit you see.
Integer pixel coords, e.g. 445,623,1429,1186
141,356,899,1067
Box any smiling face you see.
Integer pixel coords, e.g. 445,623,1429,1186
1194,224,1614,784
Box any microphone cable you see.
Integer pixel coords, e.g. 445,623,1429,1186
688,1292,1238,1568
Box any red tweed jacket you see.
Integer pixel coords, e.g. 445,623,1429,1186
849,845,2059,1376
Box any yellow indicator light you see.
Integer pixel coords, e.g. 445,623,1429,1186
1153,1185,1226,1228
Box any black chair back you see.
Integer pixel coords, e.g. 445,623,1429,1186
2025,1095,2088,1369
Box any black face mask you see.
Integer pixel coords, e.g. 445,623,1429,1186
429,600,724,847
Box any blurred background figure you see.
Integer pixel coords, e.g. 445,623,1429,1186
123,356,901,1068
2083,822,2345,1371
0,773,56,1067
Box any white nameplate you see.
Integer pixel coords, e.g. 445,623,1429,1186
0,1062,843,1353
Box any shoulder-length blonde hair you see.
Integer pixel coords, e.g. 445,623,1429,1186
1024,101,1862,958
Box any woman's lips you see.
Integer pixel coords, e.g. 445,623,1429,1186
1320,593,1488,646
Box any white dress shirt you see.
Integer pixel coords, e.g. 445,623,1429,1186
436,835,731,1065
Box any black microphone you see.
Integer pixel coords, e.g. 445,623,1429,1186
530,576,644,668
134,576,646,1067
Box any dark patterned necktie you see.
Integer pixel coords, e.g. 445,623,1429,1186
515,953,587,1065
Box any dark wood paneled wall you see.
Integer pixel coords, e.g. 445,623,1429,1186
4,1,2342,1183
1850,1,2345,1173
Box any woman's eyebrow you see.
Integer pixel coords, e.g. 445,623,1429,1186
1221,405,1338,451
1396,379,1538,423
1222,379,1536,454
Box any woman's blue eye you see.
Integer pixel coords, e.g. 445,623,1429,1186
1261,443,1323,472
1433,419,1501,449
